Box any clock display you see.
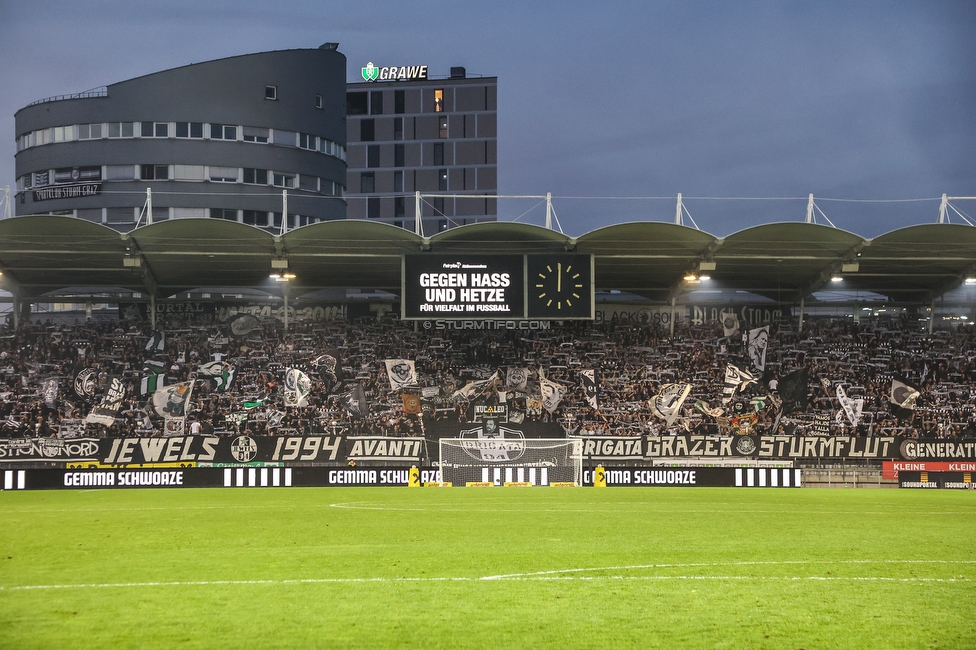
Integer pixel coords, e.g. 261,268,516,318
527,254,593,319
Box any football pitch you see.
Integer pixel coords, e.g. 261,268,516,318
1,487,974,649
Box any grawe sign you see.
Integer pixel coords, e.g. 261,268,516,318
362,62,428,82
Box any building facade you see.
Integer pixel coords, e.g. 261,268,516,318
345,65,497,232
14,46,347,232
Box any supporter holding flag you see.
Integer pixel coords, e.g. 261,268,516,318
384,359,417,390
145,330,165,352
539,371,564,413
747,325,769,371
649,383,692,425
722,363,756,403
836,384,863,427
506,367,529,391
580,369,598,409
778,368,809,415
283,368,312,407
890,375,921,419
342,383,368,419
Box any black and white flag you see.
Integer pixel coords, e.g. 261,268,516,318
86,377,126,426
722,364,756,403
580,369,598,409
452,372,499,400
747,326,769,371
890,376,920,418
42,377,59,409
836,385,863,427
384,359,417,390
778,367,809,415
73,368,98,402
506,367,529,391
342,383,368,419
540,374,564,413
721,311,740,339
649,383,692,425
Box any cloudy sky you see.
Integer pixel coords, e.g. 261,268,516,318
0,0,972,237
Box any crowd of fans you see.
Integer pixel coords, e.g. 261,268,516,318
1,308,975,440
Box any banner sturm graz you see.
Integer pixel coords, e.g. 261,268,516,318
645,435,903,460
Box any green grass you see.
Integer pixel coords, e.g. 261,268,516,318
1,487,974,649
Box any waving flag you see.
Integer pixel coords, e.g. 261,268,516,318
649,383,692,425
722,364,756,403
580,369,598,409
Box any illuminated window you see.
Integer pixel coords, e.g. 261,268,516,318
434,89,443,112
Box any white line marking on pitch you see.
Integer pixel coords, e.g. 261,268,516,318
2,559,972,592
479,559,976,580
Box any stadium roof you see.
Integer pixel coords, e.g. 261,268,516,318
1,215,974,304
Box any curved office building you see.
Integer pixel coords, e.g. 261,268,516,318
14,45,347,231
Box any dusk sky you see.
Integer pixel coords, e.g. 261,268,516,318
1,0,973,237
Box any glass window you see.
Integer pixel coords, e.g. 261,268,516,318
347,92,368,116
122,122,133,137
140,165,168,180
439,116,448,138
155,123,169,138
174,165,205,181
243,168,268,185
210,124,236,140
394,117,403,141
367,145,380,168
106,165,134,181
434,89,444,112
91,123,102,138
272,173,295,188
394,145,404,168
243,126,269,143
108,123,121,138
315,94,323,109
370,91,383,115
211,208,238,221
243,210,267,226
209,167,239,182
299,175,317,191
395,196,405,217
395,90,405,114
433,197,445,214
141,122,154,137
367,197,380,218
265,85,277,100
360,119,375,142
433,143,444,166
360,172,374,194
78,124,90,139
438,169,448,191
176,122,203,138
78,167,101,181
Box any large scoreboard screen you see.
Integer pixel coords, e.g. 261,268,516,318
402,254,593,320
402,255,525,319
